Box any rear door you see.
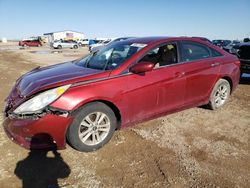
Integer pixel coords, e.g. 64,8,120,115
179,41,222,106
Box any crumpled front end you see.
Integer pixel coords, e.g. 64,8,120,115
3,110,73,150
3,82,74,150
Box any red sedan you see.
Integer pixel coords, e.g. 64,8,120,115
3,37,240,152
19,39,42,47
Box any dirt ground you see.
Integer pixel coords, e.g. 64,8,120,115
0,43,249,188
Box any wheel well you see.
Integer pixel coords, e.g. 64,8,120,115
72,100,122,130
221,76,233,93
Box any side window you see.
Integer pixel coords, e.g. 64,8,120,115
139,43,178,67
210,48,223,57
181,42,210,62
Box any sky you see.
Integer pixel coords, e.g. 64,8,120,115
0,0,250,40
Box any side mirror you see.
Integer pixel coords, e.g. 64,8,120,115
129,61,154,74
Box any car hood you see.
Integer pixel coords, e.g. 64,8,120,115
15,61,104,97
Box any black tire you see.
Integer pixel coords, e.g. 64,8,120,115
67,102,117,152
57,45,62,49
208,79,231,110
73,45,78,49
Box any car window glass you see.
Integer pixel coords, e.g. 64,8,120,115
87,48,113,70
83,44,143,70
210,48,223,57
139,43,178,67
181,42,210,62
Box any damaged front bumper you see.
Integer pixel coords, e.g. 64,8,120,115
6,106,70,120
3,106,73,150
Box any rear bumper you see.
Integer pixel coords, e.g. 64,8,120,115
3,114,73,150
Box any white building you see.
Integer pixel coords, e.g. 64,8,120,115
44,30,84,43
1,37,7,43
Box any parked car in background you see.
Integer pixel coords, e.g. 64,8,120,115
223,40,241,53
243,38,250,42
212,40,231,48
90,37,134,53
4,37,240,152
78,39,90,46
52,40,79,49
78,39,101,46
232,42,250,76
19,39,42,47
89,39,111,52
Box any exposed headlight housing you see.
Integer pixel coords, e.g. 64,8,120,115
13,84,71,114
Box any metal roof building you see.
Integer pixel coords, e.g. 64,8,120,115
44,30,84,43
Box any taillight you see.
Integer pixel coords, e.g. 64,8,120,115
234,60,240,66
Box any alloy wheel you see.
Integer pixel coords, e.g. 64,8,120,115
213,83,230,108
78,112,111,146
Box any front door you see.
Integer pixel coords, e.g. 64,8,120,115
126,42,186,123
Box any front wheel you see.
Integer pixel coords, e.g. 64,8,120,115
208,79,231,110
73,45,78,49
67,102,117,152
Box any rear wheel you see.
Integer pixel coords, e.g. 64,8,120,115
208,79,231,110
67,102,117,152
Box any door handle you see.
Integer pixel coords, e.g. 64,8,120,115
175,72,185,78
211,62,221,67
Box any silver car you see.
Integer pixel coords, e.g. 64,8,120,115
52,40,79,49
90,37,134,53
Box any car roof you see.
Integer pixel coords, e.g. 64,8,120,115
124,36,171,44
123,36,213,45
238,42,250,47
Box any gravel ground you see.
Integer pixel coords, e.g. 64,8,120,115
0,45,249,188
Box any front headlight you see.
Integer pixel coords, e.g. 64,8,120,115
13,84,71,114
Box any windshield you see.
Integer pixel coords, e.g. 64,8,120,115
77,42,146,70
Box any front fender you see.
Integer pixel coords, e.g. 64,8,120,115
50,82,129,126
